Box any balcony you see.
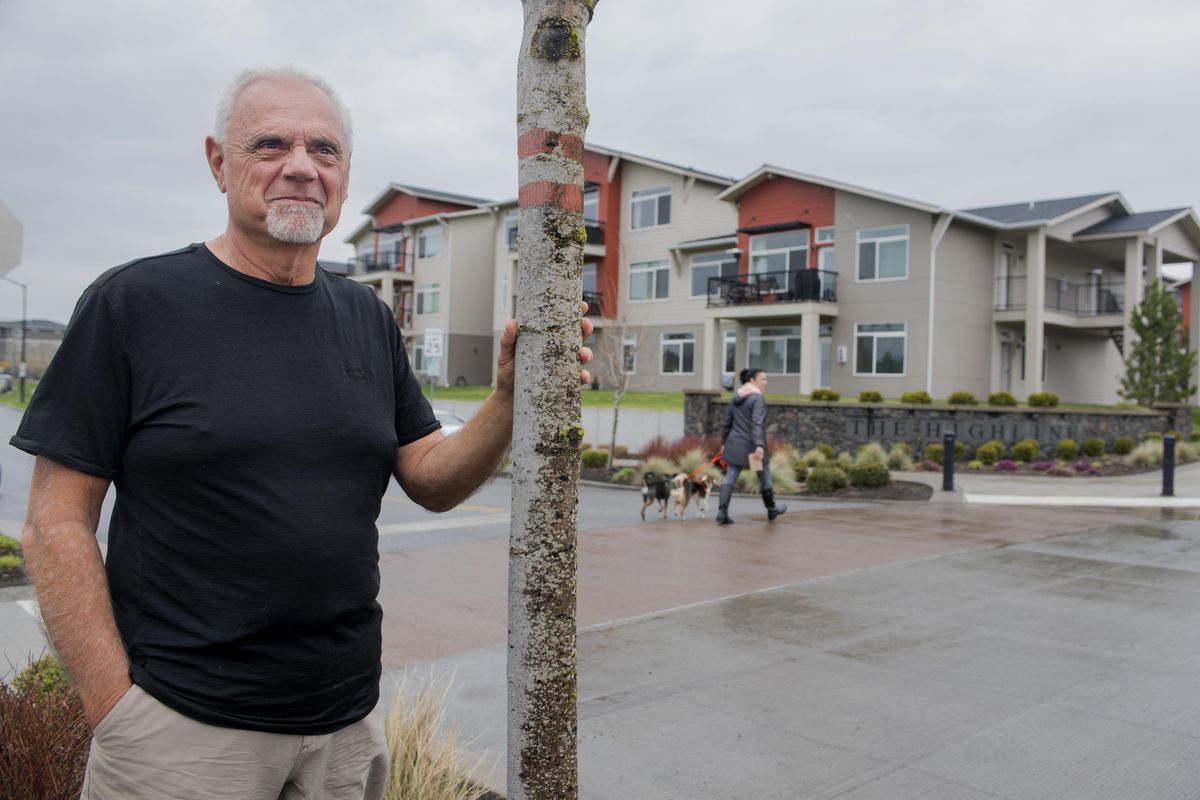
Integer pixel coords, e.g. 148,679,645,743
349,252,415,275
505,220,604,252
707,269,838,308
995,277,1124,315
582,290,604,317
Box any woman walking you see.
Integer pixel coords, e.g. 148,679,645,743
716,367,787,524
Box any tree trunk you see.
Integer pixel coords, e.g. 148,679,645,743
510,3,594,799
607,389,622,469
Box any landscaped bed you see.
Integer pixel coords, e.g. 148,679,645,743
0,535,25,588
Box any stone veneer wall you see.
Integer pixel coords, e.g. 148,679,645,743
685,392,1190,457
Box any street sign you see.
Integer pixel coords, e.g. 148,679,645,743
423,328,444,359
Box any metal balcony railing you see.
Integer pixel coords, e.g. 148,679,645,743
707,269,838,308
349,251,415,274
506,220,604,252
995,276,1124,315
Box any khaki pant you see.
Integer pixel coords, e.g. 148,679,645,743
81,685,388,800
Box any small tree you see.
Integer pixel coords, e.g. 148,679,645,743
1119,280,1197,405
595,320,644,468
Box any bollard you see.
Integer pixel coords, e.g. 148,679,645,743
1163,434,1176,497
942,432,956,491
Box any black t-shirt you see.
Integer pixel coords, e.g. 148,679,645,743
12,244,439,734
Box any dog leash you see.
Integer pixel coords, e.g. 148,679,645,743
685,449,724,479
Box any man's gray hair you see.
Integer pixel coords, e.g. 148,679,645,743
213,66,354,152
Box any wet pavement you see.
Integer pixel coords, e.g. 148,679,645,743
384,503,1200,799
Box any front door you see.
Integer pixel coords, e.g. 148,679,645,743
1000,341,1013,392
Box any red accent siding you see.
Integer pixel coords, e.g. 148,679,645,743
735,176,836,271
373,194,476,229
584,150,620,319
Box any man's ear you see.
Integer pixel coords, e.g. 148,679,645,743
205,136,228,194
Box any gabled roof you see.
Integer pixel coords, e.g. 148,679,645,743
360,183,493,217
957,192,1128,229
587,144,735,186
1074,208,1194,239
718,165,943,215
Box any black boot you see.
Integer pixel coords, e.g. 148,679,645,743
715,506,733,525
762,489,787,521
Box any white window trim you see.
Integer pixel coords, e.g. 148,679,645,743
417,226,443,259
855,225,909,283
628,259,670,303
688,253,738,299
815,226,836,244
852,322,908,377
622,334,638,375
659,332,696,376
629,185,671,231
723,330,737,375
416,283,441,315
747,327,803,376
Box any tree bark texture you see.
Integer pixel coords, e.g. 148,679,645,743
510,2,594,799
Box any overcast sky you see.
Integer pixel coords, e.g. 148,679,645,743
2,0,1197,323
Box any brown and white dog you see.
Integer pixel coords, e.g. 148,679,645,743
671,473,712,519
640,472,671,520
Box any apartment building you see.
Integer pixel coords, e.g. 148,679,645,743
343,184,498,387
345,156,1200,404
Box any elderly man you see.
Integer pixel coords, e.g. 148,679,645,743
15,67,590,799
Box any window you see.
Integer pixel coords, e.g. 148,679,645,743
583,263,597,296
660,332,695,375
417,226,442,259
629,260,669,301
416,284,440,315
631,186,671,229
818,247,836,272
413,344,425,372
504,211,518,251
583,188,599,224
690,252,739,297
857,225,908,281
500,274,508,312
750,230,809,292
748,326,802,375
723,330,737,375
855,323,906,375
815,226,836,244
622,335,637,374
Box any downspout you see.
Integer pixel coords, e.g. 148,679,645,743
926,213,954,396
439,215,451,388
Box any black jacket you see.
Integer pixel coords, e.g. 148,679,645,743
721,390,766,467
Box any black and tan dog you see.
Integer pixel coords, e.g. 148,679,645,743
671,473,712,519
640,472,671,520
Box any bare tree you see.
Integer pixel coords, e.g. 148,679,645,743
594,320,644,468
510,3,595,799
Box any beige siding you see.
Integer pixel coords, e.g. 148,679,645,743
610,322,705,392
446,215,498,338
827,191,934,398
1044,329,1123,404
929,223,996,398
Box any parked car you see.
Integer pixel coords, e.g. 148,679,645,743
433,409,466,436
0,374,13,393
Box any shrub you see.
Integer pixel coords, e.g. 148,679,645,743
384,673,490,800
1127,441,1164,468
611,467,636,483
854,442,888,467
800,448,827,468
638,457,678,483
993,459,1019,472
1032,461,1054,472
1072,461,1100,475
639,433,723,463
674,447,711,476
914,459,942,472
947,390,978,405
886,444,913,471
736,468,760,492
1011,439,1041,462
967,460,984,471
848,462,891,488
1082,437,1105,457
816,444,835,459
1046,464,1074,477
975,441,1004,466
1027,391,1059,407
581,449,609,468
768,458,800,494
924,443,945,465
1055,438,1079,461
1113,436,1135,455
1178,441,1200,464
793,461,808,483
810,388,841,401
611,444,630,459
953,440,967,461
1142,431,1163,442
901,390,932,404
807,464,848,492
858,390,883,403
0,656,91,800
987,390,1017,406
836,451,853,467
1165,429,1186,441
0,534,20,553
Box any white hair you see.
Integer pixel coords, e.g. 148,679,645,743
213,66,354,152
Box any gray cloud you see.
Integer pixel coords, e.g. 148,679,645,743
2,0,1197,322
